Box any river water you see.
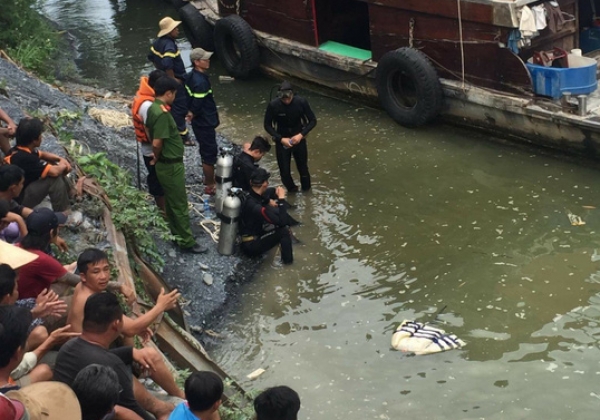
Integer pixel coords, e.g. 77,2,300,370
41,0,600,418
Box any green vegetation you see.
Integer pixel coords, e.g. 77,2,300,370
220,380,258,420
0,0,60,78
75,152,173,268
40,110,173,268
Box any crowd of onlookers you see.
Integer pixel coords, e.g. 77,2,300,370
0,10,312,416
0,108,302,420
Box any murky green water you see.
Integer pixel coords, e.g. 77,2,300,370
42,1,600,417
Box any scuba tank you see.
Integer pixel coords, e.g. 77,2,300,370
217,188,242,256
215,147,234,215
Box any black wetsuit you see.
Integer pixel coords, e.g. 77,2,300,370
232,152,257,191
240,189,293,264
263,95,317,191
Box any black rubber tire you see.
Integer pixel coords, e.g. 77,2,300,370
376,47,443,127
214,15,260,79
171,0,188,10
179,4,215,50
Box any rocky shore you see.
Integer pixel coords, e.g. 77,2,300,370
0,57,259,341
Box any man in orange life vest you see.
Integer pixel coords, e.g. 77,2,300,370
132,69,167,213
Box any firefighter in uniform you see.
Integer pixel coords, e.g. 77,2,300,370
185,48,219,195
148,17,194,146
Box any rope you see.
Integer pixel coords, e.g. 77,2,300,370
200,219,220,242
456,0,466,90
189,203,221,243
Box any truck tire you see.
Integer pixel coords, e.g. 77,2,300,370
214,15,260,79
376,47,443,127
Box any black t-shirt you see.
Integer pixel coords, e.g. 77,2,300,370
5,147,49,190
54,338,153,420
232,152,257,191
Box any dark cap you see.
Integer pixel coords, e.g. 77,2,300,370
26,208,67,236
250,168,270,185
278,81,293,99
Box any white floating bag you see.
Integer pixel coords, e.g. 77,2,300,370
391,320,466,355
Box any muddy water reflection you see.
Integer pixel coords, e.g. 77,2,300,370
216,106,600,419
41,0,600,417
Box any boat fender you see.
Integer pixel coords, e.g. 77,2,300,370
179,3,215,51
376,47,443,127
170,0,188,11
214,15,260,79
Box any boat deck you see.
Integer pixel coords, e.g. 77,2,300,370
189,0,600,154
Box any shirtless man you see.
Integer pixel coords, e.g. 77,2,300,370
68,248,184,399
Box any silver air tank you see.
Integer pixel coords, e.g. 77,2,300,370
215,147,234,215
217,188,242,256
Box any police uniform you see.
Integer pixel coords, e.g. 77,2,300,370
148,36,190,141
145,99,196,249
185,68,219,166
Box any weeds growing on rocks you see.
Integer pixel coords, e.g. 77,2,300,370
0,0,60,78
75,151,173,269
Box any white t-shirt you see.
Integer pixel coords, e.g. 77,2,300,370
138,100,153,156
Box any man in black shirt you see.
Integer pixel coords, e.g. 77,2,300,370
54,292,175,420
263,81,317,192
240,169,295,264
3,118,72,212
232,136,271,191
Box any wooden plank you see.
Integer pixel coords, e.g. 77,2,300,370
155,318,249,404
132,251,188,330
245,3,315,45
368,4,532,93
366,0,494,24
245,0,311,20
425,43,533,94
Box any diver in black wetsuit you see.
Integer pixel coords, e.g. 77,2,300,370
263,81,317,192
239,168,297,264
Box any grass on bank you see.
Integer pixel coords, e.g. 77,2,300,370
1,0,60,78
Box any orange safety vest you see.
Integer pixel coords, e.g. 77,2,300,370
131,76,155,143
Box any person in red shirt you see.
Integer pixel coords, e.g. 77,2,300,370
17,208,79,299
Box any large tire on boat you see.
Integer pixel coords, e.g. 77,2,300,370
376,47,443,127
214,15,260,79
179,3,215,51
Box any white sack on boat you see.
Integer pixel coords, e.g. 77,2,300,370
88,107,132,129
532,5,547,30
391,320,465,355
519,5,537,47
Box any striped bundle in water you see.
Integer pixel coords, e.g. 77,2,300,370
391,320,465,355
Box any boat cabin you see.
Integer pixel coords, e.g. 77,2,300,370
217,0,600,96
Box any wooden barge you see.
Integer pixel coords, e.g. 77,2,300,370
175,0,600,158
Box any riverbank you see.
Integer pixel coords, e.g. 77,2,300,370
0,56,260,337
